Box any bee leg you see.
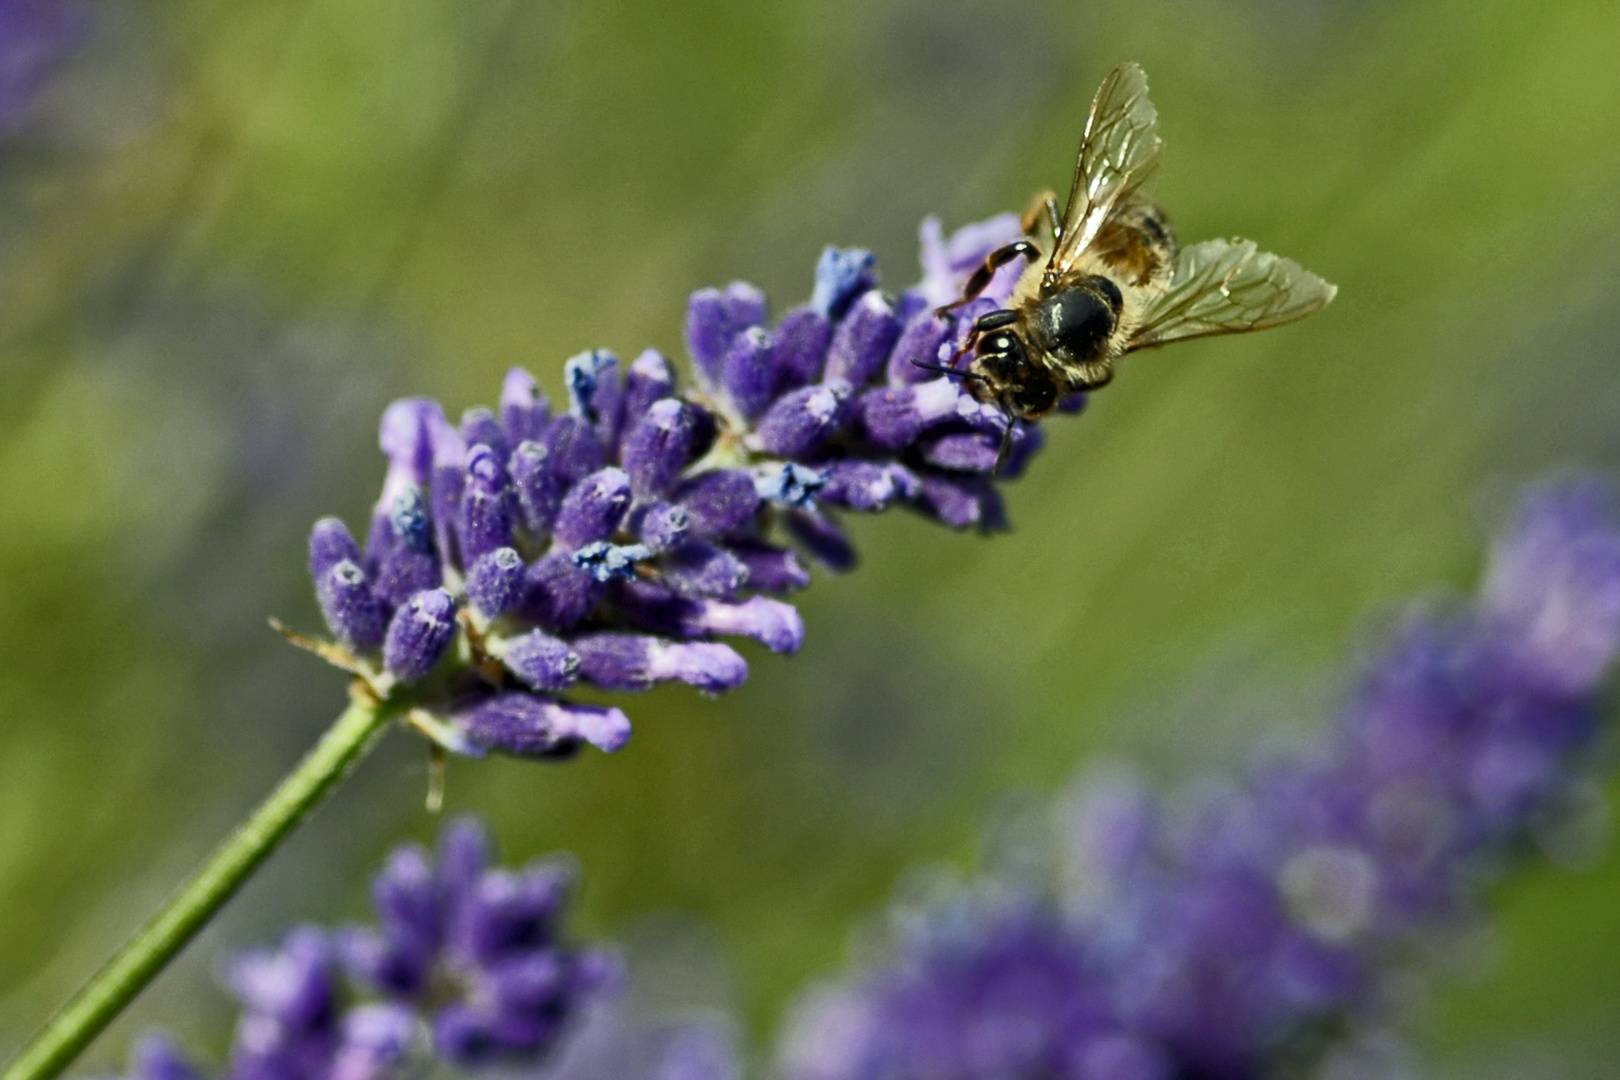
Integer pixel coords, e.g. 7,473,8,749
935,241,1042,317
1021,188,1061,241
925,309,1018,378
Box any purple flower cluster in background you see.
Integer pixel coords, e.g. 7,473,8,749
779,476,1620,1080
113,819,618,1080
306,213,1077,759
0,0,90,132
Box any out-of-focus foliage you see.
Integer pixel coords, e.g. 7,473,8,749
2,0,1619,1074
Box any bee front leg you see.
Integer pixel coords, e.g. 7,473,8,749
1021,188,1061,241
909,309,1015,381
935,241,1042,317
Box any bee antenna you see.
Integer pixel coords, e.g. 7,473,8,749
993,417,1016,479
909,357,986,384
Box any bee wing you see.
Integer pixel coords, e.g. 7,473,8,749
1043,62,1164,290
1127,238,1336,350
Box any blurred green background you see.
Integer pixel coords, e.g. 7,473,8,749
3,0,1620,1073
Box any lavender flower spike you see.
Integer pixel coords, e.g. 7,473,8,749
298,213,1085,762
779,476,1620,1080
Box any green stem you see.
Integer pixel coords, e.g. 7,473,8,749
2,692,398,1080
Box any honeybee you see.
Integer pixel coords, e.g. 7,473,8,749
936,62,1336,421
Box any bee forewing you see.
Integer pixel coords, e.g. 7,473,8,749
1126,237,1336,350
1045,62,1164,291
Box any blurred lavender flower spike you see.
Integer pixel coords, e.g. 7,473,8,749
780,475,1620,1080
223,927,419,1080
779,887,1150,1080
110,929,419,1080
298,214,1083,759
109,817,617,1080
337,817,621,1067
0,0,91,133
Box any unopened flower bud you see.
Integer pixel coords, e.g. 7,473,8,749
756,380,851,458
316,560,387,648
621,398,698,500
465,547,525,618
571,634,748,693
309,517,362,580
722,326,777,419
673,470,760,538
383,589,458,682
553,468,633,550
500,367,550,444
496,629,581,692
459,444,515,563
509,440,561,539
823,290,900,386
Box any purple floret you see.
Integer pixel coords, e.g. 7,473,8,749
780,893,1141,1080
571,633,748,693
455,693,631,755
823,292,901,387
756,380,852,458
772,307,834,389
498,629,582,693
381,589,457,682
315,561,388,649
309,517,363,579
119,1035,208,1080
553,468,634,549
459,444,516,563
721,326,779,419
465,547,526,617
623,398,702,499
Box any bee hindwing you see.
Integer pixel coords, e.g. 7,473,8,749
1127,238,1336,351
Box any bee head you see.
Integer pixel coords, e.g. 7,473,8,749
970,327,1061,419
